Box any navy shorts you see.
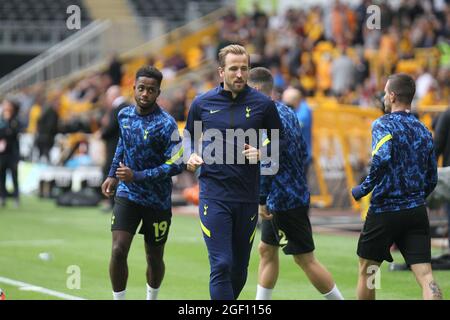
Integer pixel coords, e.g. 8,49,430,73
357,206,431,265
111,196,172,246
261,206,315,255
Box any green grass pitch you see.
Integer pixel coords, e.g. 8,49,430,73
0,197,448,300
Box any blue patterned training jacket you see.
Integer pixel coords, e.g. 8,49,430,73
108,105,184,210
352,111,437,214
260,101,310,212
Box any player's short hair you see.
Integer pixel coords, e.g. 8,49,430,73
218,44,250,68
135,66,163,86
387,73,416,105
248,67,274,94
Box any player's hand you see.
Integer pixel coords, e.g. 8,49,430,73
243,144,260,163
187,153,204,172
259,205,273,220
101,177,118,198
116,162,134,182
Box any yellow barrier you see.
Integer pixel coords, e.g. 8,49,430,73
311,105,382,211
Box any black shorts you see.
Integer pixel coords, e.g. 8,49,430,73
111,197,172,246
260,206,315,255
357,205,431,265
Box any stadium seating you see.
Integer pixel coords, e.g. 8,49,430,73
128,0,222,28
0,0,91,22
0,0,91,48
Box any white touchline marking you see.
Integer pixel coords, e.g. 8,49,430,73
0,276,86,300
0,239,65,247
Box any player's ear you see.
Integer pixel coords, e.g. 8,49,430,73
218,66,224,78
390,91,395,103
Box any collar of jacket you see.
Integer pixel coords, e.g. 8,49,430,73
216,82,250,101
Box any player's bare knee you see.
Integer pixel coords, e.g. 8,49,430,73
358,259,379,277
147,256,164,270
258,242,277,260
411,263,433,284
111,243,129,262
294,252,315,269
145,247,164,267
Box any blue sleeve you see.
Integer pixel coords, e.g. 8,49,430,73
259,130,273,204
184,97,201,157
425,147,438,198
259,101,285,204
133,120,184,181
261,100,285,158
352,120,392,200
108,136,124,178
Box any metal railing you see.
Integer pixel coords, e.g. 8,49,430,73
0,20,110,96
0,17,168,97
0,6,230,98
0,20,91,54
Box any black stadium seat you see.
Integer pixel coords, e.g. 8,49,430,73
0,0,92,22
0,0,92,46
128,0,222,27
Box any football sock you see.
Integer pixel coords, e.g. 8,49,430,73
146,283,160,300
112,289,126,300
323,284,344,300
255,284,273,300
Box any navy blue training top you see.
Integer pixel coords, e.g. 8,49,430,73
185,84,284,203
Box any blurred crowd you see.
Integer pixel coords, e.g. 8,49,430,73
215,0,449,106
0,0,449,172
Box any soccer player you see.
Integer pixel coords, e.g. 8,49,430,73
433,106,450,251
185,45,284,300
101,66,184,300
351,73,442,300
248,67,344,300
96,85,128,212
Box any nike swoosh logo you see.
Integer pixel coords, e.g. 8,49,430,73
251,214,257,221
210,110,221,114
123,125,129,128
155,237,164,242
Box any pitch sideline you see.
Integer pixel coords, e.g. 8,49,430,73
0,276,86,300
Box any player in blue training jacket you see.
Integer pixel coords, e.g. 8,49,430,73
101,66,184,300
351,73,442,300
185,45,284,300
247,67,344,300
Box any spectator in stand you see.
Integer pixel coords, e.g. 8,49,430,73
35,96,59,164
282,87,313,177
96,85,128,211
0,100,21,207
331,47,356,96
434,106,450,250
108,54,123,86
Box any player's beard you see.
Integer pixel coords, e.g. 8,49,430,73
225,77,245,95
